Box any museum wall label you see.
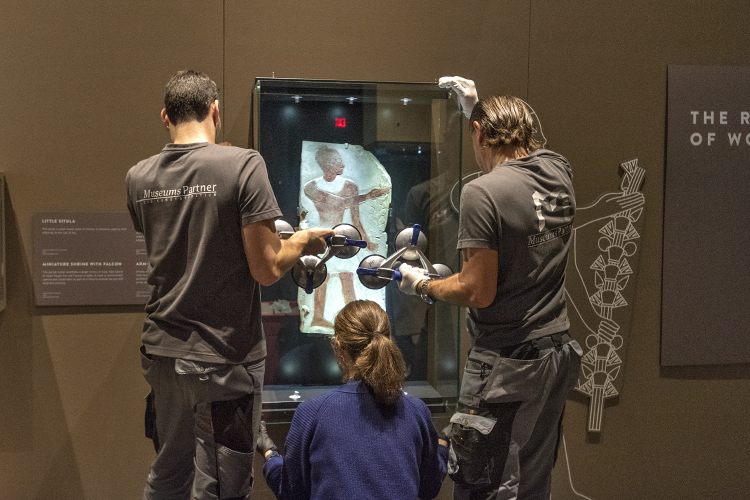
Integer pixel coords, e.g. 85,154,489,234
33,212,149,306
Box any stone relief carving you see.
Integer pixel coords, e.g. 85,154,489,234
297,141,392,334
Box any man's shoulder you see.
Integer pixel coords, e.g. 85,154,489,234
531,148,567,163
465,171,517,195
210,143,260,155
190,145,267,178
202,144,262,163
127,151,163,183
130,150,162,170
529,149,573,177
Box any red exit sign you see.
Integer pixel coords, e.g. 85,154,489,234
335,118,346,128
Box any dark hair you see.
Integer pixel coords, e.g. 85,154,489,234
333,300,406,406
469,95,541,152
163,70,219,125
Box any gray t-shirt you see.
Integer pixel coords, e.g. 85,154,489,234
457,149,575,349
126,143,282,363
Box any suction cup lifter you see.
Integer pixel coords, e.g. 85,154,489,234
275,220,296,240
356,224,453,292
275,221,367,294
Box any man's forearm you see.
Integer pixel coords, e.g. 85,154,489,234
399,247,497,307
244,221,333,286
421,273,483,308
419,247,497,308
272,232,314,277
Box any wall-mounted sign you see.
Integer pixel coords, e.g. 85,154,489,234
33,212,149,306
663,65,750,366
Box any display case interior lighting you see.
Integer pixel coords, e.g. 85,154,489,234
401,97,412,105
347,97,357,104
293,95,302,103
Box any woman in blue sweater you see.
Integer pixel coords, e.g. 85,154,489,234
258,299,449,500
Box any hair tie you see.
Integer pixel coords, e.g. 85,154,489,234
372,331,383,337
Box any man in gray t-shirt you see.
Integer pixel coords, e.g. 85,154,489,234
457,148,574,349
399,77,582,500
127,70,332,500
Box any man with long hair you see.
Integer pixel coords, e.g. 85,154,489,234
398,77,582,500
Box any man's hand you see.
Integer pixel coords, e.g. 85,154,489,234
398,263,428,296
438,76,479,118
256,421,278,458
298,228,335,256
243,220,333,286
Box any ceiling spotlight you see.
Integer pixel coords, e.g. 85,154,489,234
401,98,412,105
293,95,302,103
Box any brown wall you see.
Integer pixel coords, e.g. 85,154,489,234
0,1,747,499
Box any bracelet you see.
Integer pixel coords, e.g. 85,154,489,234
419,279,434,305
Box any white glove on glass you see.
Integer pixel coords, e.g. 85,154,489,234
398,263,428,296
438,76,478,118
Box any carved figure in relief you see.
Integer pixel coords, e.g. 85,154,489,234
304,146,387,251
299,143,391,333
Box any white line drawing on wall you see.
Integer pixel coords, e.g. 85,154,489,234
566,158,646,433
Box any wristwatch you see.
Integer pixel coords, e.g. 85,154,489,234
419,278,434,305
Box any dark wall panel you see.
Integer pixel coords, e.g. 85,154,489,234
222,0,531,152
530,2,750,499
0,1,223,498
663,65,750,366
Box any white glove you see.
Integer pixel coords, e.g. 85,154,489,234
398,264,428,296
438,76,478,118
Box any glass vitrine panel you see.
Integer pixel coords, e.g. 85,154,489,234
254,78,463,420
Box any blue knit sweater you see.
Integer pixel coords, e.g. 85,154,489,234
263,379,448,500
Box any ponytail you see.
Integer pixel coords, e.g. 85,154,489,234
469,95,541,152
355,333,406,405
333,301,406,406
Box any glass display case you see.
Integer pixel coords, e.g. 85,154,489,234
253,78,463,421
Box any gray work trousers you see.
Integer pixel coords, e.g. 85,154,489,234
449,333,582,500
141,347,264,500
